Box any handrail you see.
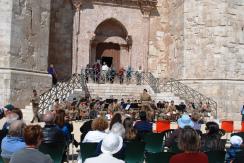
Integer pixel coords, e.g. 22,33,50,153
158,78,218,118
81,68,159,92
39,69,217,118
82,68,217,117
39,73,90,114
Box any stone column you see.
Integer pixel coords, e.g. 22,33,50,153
71,0,82,73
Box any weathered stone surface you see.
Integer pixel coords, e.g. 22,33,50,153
0,0,52,107
48,0,74,80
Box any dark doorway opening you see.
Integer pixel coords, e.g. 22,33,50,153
101,57,113,67
96,42,120,71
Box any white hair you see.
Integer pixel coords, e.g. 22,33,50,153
110,122,125,138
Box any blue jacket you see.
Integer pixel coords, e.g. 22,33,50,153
1,136,26,159
134,120,152,133
225,144,242,163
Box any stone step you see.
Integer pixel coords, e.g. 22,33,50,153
74,83,185,105
22,104,33,123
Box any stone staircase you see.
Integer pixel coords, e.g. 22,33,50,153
73,83,184,104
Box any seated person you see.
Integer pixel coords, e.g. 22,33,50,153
83,117,108,143
54,110,71,141
225,135,243,163
80,110,97,142
201,121,225,152
96,123,126,160
84,133,124,163
10,125,53,163
165,114,194,148
1,120,26,162
42,112,65,144
170,126,208,163
134,111,152,137
123,117,141,142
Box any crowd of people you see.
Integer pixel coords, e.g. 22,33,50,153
0,88,243,163
84,62,144,85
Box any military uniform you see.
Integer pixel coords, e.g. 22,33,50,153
31,95,40,122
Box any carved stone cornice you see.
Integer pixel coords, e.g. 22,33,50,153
72,0,158,15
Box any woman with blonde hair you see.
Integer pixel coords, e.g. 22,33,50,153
82,117,108,143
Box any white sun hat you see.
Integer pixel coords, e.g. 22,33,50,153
101,133,123,154
230,135,243,146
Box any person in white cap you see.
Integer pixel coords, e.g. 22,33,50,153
225,135,243,163
84,133,124,163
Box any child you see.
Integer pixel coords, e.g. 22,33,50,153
225,135,243,163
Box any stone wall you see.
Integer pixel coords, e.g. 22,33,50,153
10,0,51,71
48,0,74,80
75,2,150,73
149,0,244,119
0,0,12,68
149,0,184,78
182,0,244,119
0,0,52,107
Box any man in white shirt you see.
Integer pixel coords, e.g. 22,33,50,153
84,133,124,163
101,62,109,82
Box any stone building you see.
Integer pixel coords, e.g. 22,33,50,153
0,0,243,119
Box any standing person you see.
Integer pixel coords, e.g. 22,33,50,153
118,67,125,84
101,62,109,83
126,66,132,84
136,66,142,85
140,89,152,106
85,64,90,82
241,105,244,121
48,64,58,85
30,90,40,123
93,61,101,83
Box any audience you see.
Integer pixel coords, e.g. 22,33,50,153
1,120,26,163
80,110,97,142
201,121,224,152
191,111,202,130
54,110,71,140
134,111,152,137
169,126,208,163
96,123,126,160
84,133,124,163
123,117,140,142
0,92,222,163
225,135,243,163
2,105,19,131
10,125,53,163
109,113,122,130
165,114,194,148
42,112,66,144
83,117,108,143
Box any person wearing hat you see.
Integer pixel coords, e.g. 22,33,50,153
165,114,194,148
200,121,225,152
84,133,124,163
225,135,243,163
2,104,19,131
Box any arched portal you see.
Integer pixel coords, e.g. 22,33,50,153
90,18,131,71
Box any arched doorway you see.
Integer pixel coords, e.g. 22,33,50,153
90,18,131,71
96,43,120,70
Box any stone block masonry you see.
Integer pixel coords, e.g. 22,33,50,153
0,0,52,108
